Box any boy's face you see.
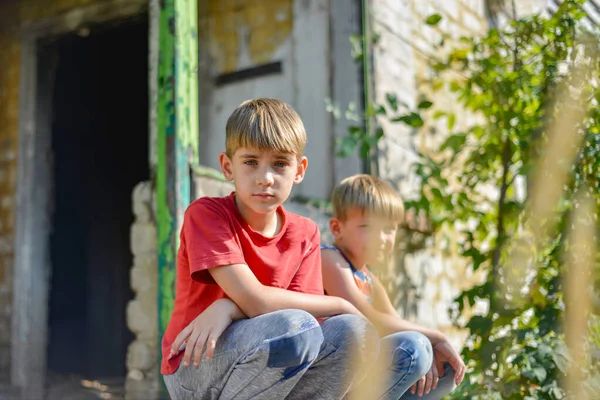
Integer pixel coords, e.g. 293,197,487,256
331,209,398,265
219,147,307,216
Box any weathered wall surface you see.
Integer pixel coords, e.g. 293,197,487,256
0,0,146,385
197,0,363,201
0,24,20,380
370,0,489,348
125,182,159,400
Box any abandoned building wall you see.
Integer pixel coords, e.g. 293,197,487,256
125,182,159,400
0,4,21,376
0,0,148,386
197,0,364,201
370,0,489,347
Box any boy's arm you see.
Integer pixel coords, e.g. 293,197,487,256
209,263,361,318
169,297,246,366
185,202,358,319
374,275,466,385
322,249,443,341
371,275,444,343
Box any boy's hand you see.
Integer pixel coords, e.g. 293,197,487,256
169,298,242,367
432,340,466,386
410,358,439,397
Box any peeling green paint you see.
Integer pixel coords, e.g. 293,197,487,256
156,0,176,349
156,0,199,371
175,0,199,165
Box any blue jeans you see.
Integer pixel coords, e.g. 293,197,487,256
368,331,457,400
163,310,455,400
163,309,379,399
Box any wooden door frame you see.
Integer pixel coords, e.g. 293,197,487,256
11,2,148,399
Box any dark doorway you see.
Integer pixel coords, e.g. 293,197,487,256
46,18,149,380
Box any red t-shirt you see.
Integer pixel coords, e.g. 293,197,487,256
161,192,324,374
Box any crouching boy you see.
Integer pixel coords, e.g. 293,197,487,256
161,99,379,400
322,174,466,399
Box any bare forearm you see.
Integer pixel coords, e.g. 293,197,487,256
369,310,443,342
213,298,247,321
251,287,357,318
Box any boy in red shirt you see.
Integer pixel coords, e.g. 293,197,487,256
161,98,378,399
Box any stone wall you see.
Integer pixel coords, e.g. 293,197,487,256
125,182,159,400
370,0,489,348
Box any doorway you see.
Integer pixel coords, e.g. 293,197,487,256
45,18,149,380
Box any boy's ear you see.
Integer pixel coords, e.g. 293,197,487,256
219,152,234,181
329,217,343,239
293,156,308,184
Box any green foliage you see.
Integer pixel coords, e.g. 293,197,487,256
332,1,600,398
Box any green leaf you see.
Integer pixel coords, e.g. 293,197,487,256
433,110,446,120
348,125,363,138
386,93,399,112
532,366,547,382
418,100,434,109
426,14,442,26
440,134,467,152
466,316,493,336
392,112,424,128
336,136,358,158
349,33,363,61
447,113,456,130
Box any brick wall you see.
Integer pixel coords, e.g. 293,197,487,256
370,0,489,347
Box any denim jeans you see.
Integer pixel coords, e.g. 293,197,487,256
162,310,455,400
370,331,457,400
163,309,379,399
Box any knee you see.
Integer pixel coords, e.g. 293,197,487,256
389,331,432,378
329,314,380,362
264,309,323,369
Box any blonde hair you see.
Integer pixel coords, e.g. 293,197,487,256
225,98,307,157
332,174,404,222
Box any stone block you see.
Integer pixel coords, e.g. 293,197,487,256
132,181,153,223
372,0,411,40
433,299,453,327
465,0,486,17
130,223,157,256
130,256,157,294
126,340,155,371
126,299,157,340
413,0,435,22
436,0,459,21
194,175,234,199
462,9,485,33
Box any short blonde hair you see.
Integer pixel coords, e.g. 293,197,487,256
332,174,404,222
225,98,307,157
